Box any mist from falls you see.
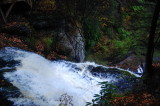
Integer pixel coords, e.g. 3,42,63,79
0,47,141,106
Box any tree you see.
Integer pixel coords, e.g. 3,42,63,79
143,0,160,90
145,0,160,76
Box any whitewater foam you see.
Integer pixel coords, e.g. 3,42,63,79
2,48,116,106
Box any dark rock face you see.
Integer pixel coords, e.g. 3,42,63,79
30,7,85,62
0,0,85,62
56,30,85,62
1,22,33,36
31,12,64,30
30,0,59,30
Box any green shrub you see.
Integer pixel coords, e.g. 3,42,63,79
42,36,55,52
112,36,136,58
131,6,144,12
83,19,102,50
103,27,114,38
86,81,119,106
117,27,132,40
43,37,53,49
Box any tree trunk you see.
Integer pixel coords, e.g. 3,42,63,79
145,0,160,77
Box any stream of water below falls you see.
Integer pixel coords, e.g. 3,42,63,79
0,47,142,106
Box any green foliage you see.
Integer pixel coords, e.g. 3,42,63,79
85,31,137,63
85,1,152,63
43,36,55,51
114,36,135,49
56,0,156,65
138,0,144,3
86,81,119,106
117,27,132,39
85,53,109,66
113,36,136,58
103,27,114,38
84,19,102,50
131,6,144,12
153,50,160,57
120,69,137,78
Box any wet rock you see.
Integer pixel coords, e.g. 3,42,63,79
91,66,106,73
91,66,128,79
91,66,140,93
87,65,94,71
115,54,141,72
91,66,122,74
0,58,18,73
0,49,21,105
0,58,7,68
0,74,20,106
0,48,20,72
0,94,13,106
0,59,19,68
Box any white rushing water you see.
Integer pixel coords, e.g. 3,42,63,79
1,47,118,106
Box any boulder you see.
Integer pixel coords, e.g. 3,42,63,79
91,66,140,93
56,31,85,62
115,54,141,72
91,66,123,74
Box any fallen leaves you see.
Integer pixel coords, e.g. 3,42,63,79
0,33,28,49
35,40,45,52
112,92,160,106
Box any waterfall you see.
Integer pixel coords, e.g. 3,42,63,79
0,47,140,106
